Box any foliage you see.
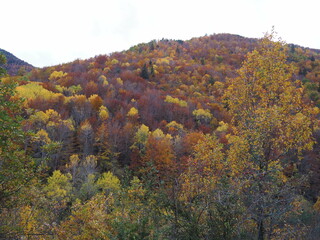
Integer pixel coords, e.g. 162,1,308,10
164,95,188,107
16,82,63,107
224,30,317,239
2,32,320,239
127,106,138,117
0,56,35,238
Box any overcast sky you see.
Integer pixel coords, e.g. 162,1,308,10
1,0,319,68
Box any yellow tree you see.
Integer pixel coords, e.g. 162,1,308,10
224,30,317,239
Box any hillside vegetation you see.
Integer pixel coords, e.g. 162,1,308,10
1,32,320,239
0,48,33,75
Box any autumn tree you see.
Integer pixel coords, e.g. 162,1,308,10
143,129,175,179
224,30,317,239
78,120,94,156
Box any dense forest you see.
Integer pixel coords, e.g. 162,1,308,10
1,31,320,239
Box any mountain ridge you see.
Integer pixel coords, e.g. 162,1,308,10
0,48,33,75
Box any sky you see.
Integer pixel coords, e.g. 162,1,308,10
1,0,319,68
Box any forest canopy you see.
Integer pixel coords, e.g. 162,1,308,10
1,31,320,239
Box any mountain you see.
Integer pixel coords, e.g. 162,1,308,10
2,33,320,238
0,48,33,75
18,33,320,177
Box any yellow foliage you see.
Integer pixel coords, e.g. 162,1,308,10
152,128,165,139
16,82,63,106
121,62,130,67
19,205,38,236
126,177,146,206
80,120,93,132
313,197,320,212
131,124,151,153
111,59,119,65
224,32,316,166
49,71,67,81
127,107,138,117
55,193,113,239
83,155,97,170
55,84,65,93
192,108,213,120
98,75,107,83
45,109,61,122
99,105,109,121
156,57,172,65
97,172,121,193
180,135,224,200
44,170,72,201
29,110,50,125
166,121,184,131
213,81,224,89
116,77,123,85
66,154,80,170
69,94,87,105
150,128,172,140
98,75,109,86
62,119,75,131
216,121,229,132
32,129,51,144
164,95,188,107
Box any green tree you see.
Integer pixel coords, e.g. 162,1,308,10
0,53,35,238
140,63,149,79
0,53,6,76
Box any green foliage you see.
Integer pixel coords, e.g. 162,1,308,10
78,174,98,201
131,124,151,155
0,63,36,237
140,63,149,79
0,53,6,76
44,170,72,201
0,80,34,206
96,171,121,193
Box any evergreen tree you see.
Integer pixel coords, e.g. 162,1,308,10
140,63,149,79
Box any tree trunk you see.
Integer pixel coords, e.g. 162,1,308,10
258,219,264,240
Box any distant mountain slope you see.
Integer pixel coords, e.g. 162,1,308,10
10,32,320,201
0,48,33,75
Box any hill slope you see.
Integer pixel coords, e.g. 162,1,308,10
0,48,33,75
3,33,320,239
17,33,320,170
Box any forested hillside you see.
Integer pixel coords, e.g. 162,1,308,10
0,48,33,75
1,32,320,239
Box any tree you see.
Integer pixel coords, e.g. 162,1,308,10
140,63,149,79
224,30,317,239
144,130,175,178
0,53,6,76
78,120,94,156
0,53,35,238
